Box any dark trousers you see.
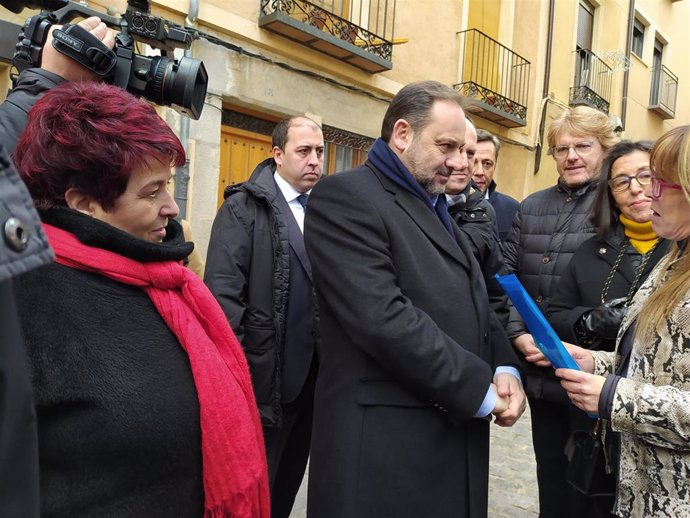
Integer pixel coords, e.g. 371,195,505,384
263,361,317,518
530,397,615,518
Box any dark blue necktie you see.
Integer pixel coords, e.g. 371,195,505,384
297,193,309,210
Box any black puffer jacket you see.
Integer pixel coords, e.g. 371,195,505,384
205,158,289,427
448,184,509,327
0,68,64,153
502,180,597,401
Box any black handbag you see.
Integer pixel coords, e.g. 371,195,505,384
564,419,616,497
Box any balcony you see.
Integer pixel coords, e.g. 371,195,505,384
649,65,678,119
569,49,612,114
259,0,395,73
453,29,530,128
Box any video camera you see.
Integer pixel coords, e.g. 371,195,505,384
9,0,208,119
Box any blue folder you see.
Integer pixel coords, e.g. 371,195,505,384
495,273,581,371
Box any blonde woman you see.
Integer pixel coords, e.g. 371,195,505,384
557,124,690,518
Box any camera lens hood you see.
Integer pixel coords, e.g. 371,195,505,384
169,57,208,120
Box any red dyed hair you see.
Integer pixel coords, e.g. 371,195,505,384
13,82,185,210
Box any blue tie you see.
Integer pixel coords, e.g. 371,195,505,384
297,193,309,210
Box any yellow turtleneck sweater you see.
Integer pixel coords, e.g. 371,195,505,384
620,214,658,254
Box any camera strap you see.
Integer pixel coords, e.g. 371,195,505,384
51,24,117,77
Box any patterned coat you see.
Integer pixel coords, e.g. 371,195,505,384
592,255,690,517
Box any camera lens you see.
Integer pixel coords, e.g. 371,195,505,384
145,55,208,120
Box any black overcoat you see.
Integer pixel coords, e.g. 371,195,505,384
303,163,519,518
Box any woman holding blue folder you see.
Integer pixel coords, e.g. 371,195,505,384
557,125,690,518
547,140,669,517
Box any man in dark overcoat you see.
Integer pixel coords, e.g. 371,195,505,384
303,80,526,518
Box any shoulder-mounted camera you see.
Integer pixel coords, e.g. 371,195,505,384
11,0,208,120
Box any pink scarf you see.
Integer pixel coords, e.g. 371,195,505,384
43,223,270,518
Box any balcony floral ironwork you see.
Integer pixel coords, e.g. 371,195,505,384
453,29,530,128
259,0,395,73
649,64,678,120
569,49,612,114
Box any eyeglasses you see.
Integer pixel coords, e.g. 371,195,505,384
551,141,596,160
650,176,683,199
608,169,652,193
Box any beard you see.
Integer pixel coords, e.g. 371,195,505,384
405,142,449,196
414,173,446,196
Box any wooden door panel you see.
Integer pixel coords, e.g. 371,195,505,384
249,141,272,171
218,127,272,208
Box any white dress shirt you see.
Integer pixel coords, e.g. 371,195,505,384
274,171,309,233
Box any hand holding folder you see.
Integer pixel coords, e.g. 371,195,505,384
495,274,581,371
513,333,552,367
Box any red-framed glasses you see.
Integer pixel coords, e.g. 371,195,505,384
650,176,683,199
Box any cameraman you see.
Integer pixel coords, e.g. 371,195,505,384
0,16,115,149
0,11,113,516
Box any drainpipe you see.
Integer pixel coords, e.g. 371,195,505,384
533,0,555,175
621,0,635,132
174,0,199,220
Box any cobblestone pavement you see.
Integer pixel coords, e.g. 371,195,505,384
290,405,539,517
488,404,539,517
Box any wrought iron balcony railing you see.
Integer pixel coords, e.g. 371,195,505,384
569,49,612,114
649,65,678,119
259,0,395,73
453,29,530,128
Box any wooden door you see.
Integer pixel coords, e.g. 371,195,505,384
218,126,273,208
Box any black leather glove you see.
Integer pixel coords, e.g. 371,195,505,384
578,297,627,341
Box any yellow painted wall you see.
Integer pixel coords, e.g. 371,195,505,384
3,0,690,249
459,0,542,201
509,0,542,134
595,1,627,123
547,1,578,103
382,0,461,86
468,0,500,39
622,0,690,141
459,0,502,106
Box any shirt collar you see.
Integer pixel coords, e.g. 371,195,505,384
274,170,309,202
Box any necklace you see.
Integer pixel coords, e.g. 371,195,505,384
599,240,660,304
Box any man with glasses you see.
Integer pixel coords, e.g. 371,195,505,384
502,105,619,518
